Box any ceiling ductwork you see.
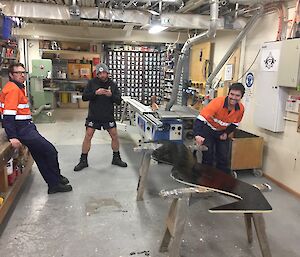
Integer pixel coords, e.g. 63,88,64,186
204,4,264,104
124,0,184,6
228,0,275,4
0,1,245,30
166,0,219,111
177,0,208,13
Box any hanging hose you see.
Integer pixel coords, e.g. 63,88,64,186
287,0,300,38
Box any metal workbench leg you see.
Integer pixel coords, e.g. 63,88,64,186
244,213,253,243
120,101,128,123
252,213,272,257
136,151,152,201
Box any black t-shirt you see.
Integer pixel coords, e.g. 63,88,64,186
82,78,121,122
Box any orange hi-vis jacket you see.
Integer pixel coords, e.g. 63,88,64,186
197,96,244,131
0,81,31,120
0,81,32,139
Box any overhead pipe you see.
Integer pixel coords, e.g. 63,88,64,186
177,0,208,13
124,0,184,7
228,0,277,4
166,0,219,111
204,4,264,105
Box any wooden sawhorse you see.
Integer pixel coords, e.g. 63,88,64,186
134,143,207,201
159,188,272,257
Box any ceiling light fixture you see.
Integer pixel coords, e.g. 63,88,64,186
148,25,168,34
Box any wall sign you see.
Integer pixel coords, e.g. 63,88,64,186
260,49,280,72
245,72,254,87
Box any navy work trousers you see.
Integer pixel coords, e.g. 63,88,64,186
17,121,61,187
199,124,230,174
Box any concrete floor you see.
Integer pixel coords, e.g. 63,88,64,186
0,108,299,257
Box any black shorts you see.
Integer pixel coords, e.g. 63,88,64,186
85,119,117,130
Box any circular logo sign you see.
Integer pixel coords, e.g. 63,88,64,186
245,72,254,88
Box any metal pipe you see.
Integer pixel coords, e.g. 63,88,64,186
124,0,184,7
229,0,276,4
31,104,51,117
204,5,264,104
177,0,208,13
166,0,219,111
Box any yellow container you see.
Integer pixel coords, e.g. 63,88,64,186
0,197,4,205
61,93,69,104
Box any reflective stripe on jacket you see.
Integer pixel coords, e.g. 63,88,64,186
198,96,244,131
0,81,32,139
0,81,32,119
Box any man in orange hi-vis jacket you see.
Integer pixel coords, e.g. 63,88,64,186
193,83,245,174
0,63,72,194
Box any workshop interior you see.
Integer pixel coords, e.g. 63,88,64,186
0,1,300,257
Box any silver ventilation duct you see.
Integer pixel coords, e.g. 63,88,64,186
165,0,219,111
204,4,264,104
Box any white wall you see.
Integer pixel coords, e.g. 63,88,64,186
241,10,300,193
213,30,240,79
214,6,300,194
27,39,42,73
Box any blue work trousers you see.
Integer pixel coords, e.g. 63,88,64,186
199,124,230,174
17,121,61,187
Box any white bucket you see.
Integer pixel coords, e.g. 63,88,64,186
6,158,13,175
71,93,78,103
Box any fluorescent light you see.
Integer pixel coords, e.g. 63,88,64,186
148,25,168,34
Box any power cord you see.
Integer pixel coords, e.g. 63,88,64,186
237,48,261,81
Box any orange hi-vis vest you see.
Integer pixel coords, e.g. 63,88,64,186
0,81,32,120
197,96,244,131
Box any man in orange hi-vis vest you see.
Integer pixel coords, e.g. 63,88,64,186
0,63,72,194
193,83,245,174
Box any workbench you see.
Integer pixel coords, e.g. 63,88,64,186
0,130,33,224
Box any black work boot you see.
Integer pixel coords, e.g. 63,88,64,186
74,153,88,172
48,183,73,194
60,175,69,185
112,151,127,167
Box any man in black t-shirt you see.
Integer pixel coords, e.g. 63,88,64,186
74,63,127,171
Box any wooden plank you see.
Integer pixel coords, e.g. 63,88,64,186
154,141,272,213
159,228,172,253
136,151,151,201
0,142,14,168
189,42,211,83
252,214,272,257
0,155,33,224
244,213,253,244
0,166,8,193
166,198,178,235
217,47,241,97
168,197,189,257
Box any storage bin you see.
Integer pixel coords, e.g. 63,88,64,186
230,129,264,177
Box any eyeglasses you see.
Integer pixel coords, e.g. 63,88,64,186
12,71,28,75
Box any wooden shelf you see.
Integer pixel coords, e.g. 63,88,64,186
0,132,34,224
0,155,33,224
41,49,99,57
53,79,89,84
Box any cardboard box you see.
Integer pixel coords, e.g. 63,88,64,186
68,63,92,80
78,99,89,108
